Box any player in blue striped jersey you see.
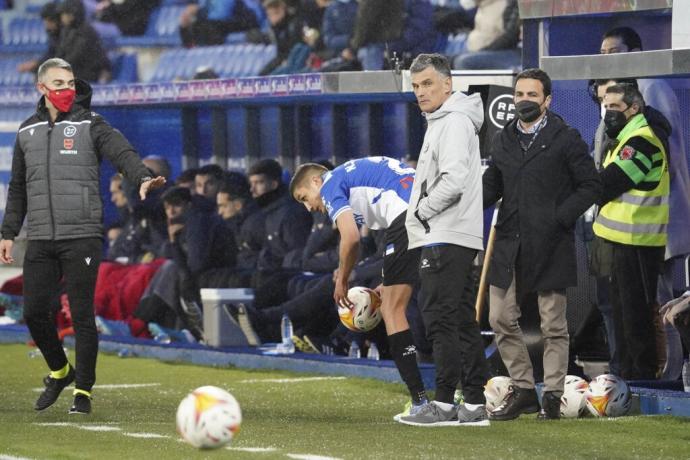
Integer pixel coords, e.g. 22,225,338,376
290,157,429,420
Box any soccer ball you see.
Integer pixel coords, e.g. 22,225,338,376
484,376,512,412
585,374,632,417
176,385,242,449
560,375,589,418
338,286,382,332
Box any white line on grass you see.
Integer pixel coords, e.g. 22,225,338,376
31,383,161,392
123,433,171,439
34,422,121,432
287,455,343,460
239,377,347,384
226,447,278,452
0,455,34,460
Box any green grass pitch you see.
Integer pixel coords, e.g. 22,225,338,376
1,343,690,460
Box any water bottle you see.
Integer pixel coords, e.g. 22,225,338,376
117,348,134,358
148,322,172,344
348,340,361,359
280,314,295,354
28,348,42,359
683,360,690,393
367,342,380,361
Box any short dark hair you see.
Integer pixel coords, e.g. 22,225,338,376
175,168,199,185
40,2,60,21
289,163,328,198
588,78,638,104
162,186,192,206
263,0,285,9
196,164,224,181
248,159,283,183
603,27,643,51
220,171,251,201
515,68,552,97
605,84,645,112
409,53,451,79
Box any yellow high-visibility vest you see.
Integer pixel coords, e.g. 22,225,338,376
593,115,669,247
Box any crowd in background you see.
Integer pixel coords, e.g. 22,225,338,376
11,0,522,82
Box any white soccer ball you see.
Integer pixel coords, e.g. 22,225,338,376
484,376,512,412
585,374,632,417
338,286,382,332
560,375,589,418
176,385,242,449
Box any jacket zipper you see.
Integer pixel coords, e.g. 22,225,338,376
46,123,56,239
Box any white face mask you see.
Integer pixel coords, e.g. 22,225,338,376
600,103,606,119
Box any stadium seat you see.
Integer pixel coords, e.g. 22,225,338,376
3,15,46,52
109,52,139,84
444,33,467,56
147,44,277,82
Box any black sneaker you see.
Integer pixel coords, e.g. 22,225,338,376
488,385,539,421
69,394,92,415
34,365,75,411
537,391,561,420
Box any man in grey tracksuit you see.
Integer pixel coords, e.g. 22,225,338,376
399,53,489,427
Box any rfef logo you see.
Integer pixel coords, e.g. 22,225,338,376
488,94,516,129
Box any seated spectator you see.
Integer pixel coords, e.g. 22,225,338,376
17,2,62,75
258,0,303,75
195,164,225,202
452,0,521,70
342,0,439,71
135,186,236,339
320,0,357,63
94,0,161,36
56,0,111,83
180,0,261,47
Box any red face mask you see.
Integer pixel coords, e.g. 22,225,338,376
43,86,76,113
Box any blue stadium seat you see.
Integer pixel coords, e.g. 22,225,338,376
3,16,47,52
147,43,278,82
444,33,467,56
109,52,139,83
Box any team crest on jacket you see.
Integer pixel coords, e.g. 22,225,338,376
63,139,74,149
63,126,77,137
619,145,635,160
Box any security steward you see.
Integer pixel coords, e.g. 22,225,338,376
593,84,669,380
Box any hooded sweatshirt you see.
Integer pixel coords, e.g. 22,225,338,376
406,91,485,250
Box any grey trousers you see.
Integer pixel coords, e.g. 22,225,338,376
488,277,569,393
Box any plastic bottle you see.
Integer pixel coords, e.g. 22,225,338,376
148,322,172,344
367,342,380,361
348,340,361,359
280,314,295,354
117,348,134,358
683,359,690,392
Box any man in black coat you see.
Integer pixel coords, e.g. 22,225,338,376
56,0,111,83
483,68,601,421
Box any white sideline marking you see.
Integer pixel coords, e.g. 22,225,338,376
226,447,278,452
123,433,171,439
32,383,160,392
287,455,343,460
239,377,347,384
0,455,34,460
35,422,121,432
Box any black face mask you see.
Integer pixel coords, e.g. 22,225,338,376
515,100,543,123
603,109,628,138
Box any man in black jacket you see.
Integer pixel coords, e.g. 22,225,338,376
483,68,601,421
0,58,165,415
56,0,111,83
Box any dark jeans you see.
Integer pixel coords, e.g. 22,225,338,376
419,244,488,404
609,243,664,379
23,238,102,391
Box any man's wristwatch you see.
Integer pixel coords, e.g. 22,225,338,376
140,176,152,184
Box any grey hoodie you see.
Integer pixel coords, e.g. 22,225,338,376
406,91,485,250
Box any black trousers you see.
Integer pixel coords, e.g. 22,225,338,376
609,243,664,380
419,244,488,404
23,238,102,392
